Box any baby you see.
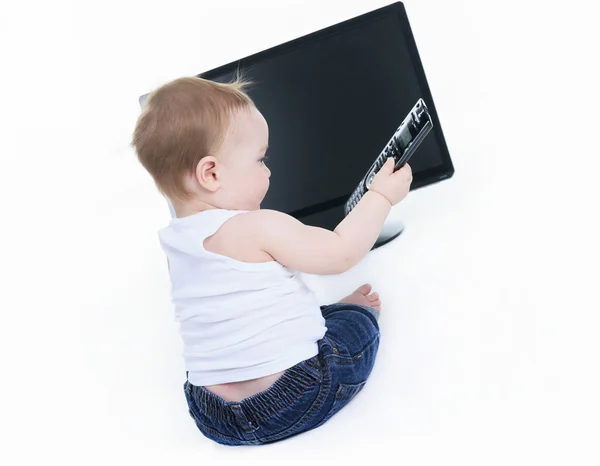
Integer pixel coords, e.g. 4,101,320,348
132,76,412,445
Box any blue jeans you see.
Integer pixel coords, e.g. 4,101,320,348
183,302,380,445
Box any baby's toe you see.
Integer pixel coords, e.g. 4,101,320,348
357,283,373,296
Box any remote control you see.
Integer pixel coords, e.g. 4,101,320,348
344,98,433,215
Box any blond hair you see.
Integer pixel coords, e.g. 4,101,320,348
132,74,255,200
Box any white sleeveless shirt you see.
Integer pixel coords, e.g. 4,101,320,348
157,209,327,386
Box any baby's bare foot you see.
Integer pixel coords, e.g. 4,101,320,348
338,283,381,312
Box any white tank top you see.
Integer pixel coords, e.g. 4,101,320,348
157,209,327,386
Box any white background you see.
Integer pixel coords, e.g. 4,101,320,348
1,0,600,464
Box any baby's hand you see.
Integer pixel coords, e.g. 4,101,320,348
368,158,413,206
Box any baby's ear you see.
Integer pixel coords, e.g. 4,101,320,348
195,156,221,192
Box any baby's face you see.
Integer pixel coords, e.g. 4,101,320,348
217,106,271,210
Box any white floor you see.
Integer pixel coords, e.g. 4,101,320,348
2,0,600,464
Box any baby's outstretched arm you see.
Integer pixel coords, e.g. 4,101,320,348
229,159,412,274
254,191,390,274
252,159,412,274
248,191,392,274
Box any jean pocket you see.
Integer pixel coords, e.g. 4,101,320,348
318,381,367,426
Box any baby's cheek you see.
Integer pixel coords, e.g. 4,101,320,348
256,176,269,199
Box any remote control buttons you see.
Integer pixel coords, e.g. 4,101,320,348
346,185,365,214
365,171,376,189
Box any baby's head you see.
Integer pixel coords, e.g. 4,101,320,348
132,76,270,216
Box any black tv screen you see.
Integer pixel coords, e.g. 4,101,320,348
142,2,454,230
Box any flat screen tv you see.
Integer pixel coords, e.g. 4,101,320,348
140,2,454,247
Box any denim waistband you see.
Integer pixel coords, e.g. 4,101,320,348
187,355,322,423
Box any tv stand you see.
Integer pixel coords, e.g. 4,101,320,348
373,218,404,249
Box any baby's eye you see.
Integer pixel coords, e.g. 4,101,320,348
260,156,270,164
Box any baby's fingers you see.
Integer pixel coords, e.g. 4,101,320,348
383,157,395,173
397,163,412,176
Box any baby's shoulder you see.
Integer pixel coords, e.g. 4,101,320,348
204,210,282,263
223,209,291,233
